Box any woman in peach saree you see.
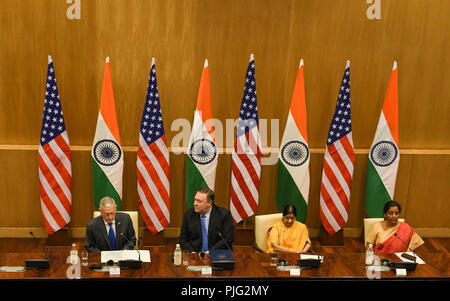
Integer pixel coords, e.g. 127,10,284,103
366,201,424,253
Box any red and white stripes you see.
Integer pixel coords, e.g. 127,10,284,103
230,127,262,224
38,131,71,235
320,133,355,235
137,134,170,234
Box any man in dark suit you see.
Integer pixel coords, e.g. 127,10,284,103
180,187,234,252
85,196,136,253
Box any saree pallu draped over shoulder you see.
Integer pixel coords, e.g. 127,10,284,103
373,222,414,253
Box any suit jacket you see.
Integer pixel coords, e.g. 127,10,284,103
85,212,136,253
180,205,234,252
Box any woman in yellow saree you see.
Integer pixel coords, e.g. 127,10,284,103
267,204,311,254
366,201,424,253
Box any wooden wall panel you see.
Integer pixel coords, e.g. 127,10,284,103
1,0,449,147
403,155,450,228
0,0,449,237
1,150,448,235
0,0,99,145
0,150,41,227
70,151,95,228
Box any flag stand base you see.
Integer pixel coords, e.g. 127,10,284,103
318,226,344,247
46,228,71,247
142,229,166,247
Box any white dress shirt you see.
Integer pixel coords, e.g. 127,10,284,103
201,208,212,235
103,219,116,238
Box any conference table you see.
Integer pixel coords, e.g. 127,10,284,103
0,247,448,280
0,247,448,298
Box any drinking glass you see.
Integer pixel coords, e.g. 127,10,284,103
81,251,88,267
183,251,190,265
270,253,278,267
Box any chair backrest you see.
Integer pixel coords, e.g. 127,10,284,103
254,213,283,252
93,211,139,245
363,217,405,245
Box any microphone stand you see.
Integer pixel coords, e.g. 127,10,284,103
394,233,417,263
217,232,232,251
386,233,418,272
119,233,142,269
211,232,235,270
298,241,321,269
304,240,320,260
29,231,48,260
25,232,50,269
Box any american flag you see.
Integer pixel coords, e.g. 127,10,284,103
38,56,72,235
137,58,170,234
320,61,355,235
230,54,263,224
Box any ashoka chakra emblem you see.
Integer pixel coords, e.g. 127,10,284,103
189,138,217,165
93,139,122,166
370,141,398,167
281,141,309,167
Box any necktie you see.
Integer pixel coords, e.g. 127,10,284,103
108,222,116,250
200,215,208,252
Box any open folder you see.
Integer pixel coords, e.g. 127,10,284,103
101,250,151,263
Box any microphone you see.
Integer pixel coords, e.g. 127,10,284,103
394,233,417,263
298,241,321,269
25,232,50,269
29,231,48,259
119,232,142,269
305,241,320,260
120,232,141,261
217,232,232,251
212,232,235,270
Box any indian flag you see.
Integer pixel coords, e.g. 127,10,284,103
91,57,124,210
185,59,218,208
364,61,399,217
276,59,310,222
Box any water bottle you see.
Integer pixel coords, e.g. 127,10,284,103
174,244,182,265
70,243,79,265
365,244,374,265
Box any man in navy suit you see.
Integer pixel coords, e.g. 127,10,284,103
180,188,234,252
85,196,136,253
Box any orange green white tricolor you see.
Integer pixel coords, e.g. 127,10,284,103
91,57,124,210
276,59,310,222
364,61,399,217
185,59,218,208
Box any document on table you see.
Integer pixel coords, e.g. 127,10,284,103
300,254,324,262
395,252,425,264
101,250,151,263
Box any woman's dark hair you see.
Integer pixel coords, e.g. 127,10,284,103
383,201,401,215
282,204,297,217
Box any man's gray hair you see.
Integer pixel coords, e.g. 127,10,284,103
99,196,116,209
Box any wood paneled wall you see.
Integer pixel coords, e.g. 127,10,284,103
0,0,449,237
